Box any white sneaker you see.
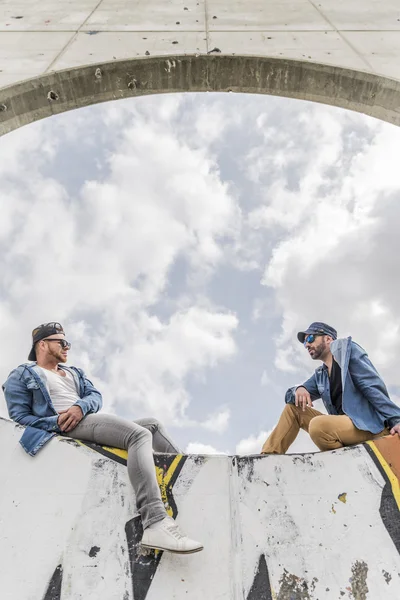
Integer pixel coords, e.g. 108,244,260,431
141,517,204,554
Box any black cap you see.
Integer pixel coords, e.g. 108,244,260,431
28,322,65,361
297,322,337,344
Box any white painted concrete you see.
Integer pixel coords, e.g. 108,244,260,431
1,0,400,89
1,417,399,600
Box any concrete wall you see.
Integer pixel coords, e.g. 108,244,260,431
1,416,399,600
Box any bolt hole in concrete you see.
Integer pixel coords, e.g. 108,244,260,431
47,90,59,101
0,90,400,466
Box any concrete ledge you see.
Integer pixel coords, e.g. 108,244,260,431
2,54,400,137
1,416,400,599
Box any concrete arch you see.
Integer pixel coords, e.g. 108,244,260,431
2,54,400,137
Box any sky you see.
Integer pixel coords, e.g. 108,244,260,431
1,91,400,455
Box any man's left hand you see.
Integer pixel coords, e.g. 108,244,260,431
390,424,400,437
58,406,83,433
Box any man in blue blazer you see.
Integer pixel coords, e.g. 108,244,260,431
261,322,400,453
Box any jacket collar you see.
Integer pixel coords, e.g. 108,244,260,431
329,336,352,391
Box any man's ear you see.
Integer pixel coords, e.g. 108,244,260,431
325,335,333,347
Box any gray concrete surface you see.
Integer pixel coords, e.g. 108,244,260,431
2,55,400,137
1,416,400,600
1,1,400,135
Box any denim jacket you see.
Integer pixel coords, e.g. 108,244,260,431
285,337,400,433
3,363,102,456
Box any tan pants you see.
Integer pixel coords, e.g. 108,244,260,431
261,404,388,454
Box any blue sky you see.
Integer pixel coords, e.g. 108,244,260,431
1,92,400,454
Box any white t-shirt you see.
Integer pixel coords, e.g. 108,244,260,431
38,367,80,413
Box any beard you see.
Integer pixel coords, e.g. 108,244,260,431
309,340,327,360
48,346,67,363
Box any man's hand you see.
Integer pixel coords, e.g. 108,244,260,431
390,423,400,437
295,386,313,411
58,406,83,433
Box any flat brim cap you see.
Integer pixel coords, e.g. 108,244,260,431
28,347,37,361
28,322,65,361
297,322,337,343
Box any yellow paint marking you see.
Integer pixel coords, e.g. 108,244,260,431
159,455,183,486
156,455,183,517
75,442,184,517
366,441,400,510
75,440,128,461
101,446,128,461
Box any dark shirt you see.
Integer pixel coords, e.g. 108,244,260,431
329,359,344,415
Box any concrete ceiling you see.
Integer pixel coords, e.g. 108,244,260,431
1,0,400,88
1,0,400,134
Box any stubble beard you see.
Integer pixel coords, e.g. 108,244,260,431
49,347,67,363
310,340,326,361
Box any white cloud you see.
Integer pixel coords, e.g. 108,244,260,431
185,442,227,455
2,91,400,449
235,427,320,455
236,430,272,455
0,96,240,426
200,407,231,433
245,102,400,383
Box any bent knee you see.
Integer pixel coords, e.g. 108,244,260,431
131,425,152,445
135,417,162,429
308,416,332,440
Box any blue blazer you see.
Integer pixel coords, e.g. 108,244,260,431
285,337,400,433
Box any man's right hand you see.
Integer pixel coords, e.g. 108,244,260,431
295,387,313,411
58,406,83,433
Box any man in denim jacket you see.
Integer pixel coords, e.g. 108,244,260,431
261,322,400,454
3,322,203,555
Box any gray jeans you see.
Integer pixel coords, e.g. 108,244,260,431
68,414,181,528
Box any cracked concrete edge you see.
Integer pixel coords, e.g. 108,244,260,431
1,54,400,136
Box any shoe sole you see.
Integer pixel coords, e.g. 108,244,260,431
141,543,204,554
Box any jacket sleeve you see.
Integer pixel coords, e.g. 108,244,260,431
3,371,59,432
73,369,102,416
349,345,400,429
285,373,321,404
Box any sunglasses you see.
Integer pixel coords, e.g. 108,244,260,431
303,334,323,346
43,338,71,350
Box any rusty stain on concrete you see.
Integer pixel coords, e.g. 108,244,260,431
277,569,317,599
349,560,369,600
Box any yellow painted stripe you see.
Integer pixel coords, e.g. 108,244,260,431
366,441,400,510
101,446,128,461
163,455,183,486
75,440,128,461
